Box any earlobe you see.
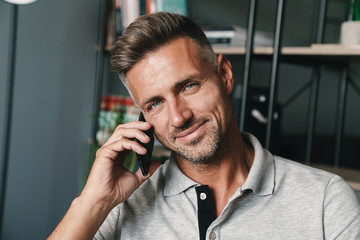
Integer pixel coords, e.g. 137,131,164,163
217,54,234,94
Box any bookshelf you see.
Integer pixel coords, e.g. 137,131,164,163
217,42,360,191
94,0,360,178
211,0,360,171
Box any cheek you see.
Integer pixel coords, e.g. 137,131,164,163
196,85,228,114
196,87,232,131
148,84,230,141
149,113,171,142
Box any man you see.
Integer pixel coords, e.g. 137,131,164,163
48,12,360,240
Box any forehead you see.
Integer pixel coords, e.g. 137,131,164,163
126,37,207,103
134,37,202,76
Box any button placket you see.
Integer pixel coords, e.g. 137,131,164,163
195,185,216,240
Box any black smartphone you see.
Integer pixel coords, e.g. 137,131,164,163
136,112,154,176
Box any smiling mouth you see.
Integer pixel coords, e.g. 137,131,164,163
174,120,207,142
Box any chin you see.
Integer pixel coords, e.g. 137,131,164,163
159,118,228,164
173,148,220,165
174,132,223,165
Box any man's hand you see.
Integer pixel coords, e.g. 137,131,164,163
48,121,161,240
82,120,161,209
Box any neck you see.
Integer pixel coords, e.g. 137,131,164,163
175,117,254,217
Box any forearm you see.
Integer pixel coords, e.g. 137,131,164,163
48,121,160,239
47,195,113,240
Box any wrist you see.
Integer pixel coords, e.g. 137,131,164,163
75,192,115,220
47,193,115,240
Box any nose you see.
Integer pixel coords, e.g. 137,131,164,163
168,97,193,128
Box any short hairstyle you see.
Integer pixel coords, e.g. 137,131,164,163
110,12,217,88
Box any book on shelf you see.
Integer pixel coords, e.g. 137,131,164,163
155,0,187,15
204,25,273,47
120,0,187,33
105,0,116,51
121,0,140,30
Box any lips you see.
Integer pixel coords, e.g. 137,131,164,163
174,121,207,142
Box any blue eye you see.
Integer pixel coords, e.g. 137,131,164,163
149,101,162,110
185,83,197,90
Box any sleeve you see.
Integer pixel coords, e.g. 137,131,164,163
93,205,121,240
323,175,360,240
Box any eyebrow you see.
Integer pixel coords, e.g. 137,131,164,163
171,75,197,92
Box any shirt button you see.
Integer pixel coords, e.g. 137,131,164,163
209,232,217,240
200,192,207,200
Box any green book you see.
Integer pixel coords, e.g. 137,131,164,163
155,0,187,15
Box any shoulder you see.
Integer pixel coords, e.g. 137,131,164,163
274,156,336,188
273,156,359,207
271,156,350,203
271,157,360,238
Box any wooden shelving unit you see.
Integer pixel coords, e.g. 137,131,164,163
213,44,360,56
215,42,360,191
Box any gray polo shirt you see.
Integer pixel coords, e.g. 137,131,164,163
94,133,360,240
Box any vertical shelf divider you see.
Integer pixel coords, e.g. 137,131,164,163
265,0,285,149
239,0,257,131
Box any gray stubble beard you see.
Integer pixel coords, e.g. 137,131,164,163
173,123,226,166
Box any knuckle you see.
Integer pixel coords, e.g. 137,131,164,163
114,124,124,131
95,147,104,158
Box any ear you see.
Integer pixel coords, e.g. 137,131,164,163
217,54,234,95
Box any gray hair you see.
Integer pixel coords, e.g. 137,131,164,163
110,12,218,89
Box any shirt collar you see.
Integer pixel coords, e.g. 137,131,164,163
163,132,275,197
241,132,275,196
163,153,199,197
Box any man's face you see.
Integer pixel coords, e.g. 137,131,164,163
127,37,234,164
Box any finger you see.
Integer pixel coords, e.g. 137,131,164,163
109,137,149,155
114,121,151,131
103,127,151,148
97,138,148,161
